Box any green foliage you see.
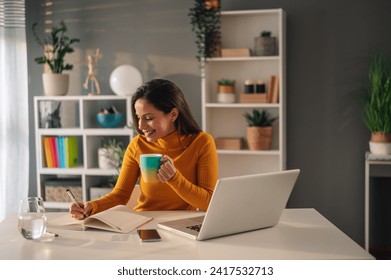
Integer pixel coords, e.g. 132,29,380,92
188,0,221,60
243,109,277,127
217,79,235,86
261,31,272,37
32,20,80,73
362,51,391,133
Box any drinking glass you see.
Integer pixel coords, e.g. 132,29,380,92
17,197,47,240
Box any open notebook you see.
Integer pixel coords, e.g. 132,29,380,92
158,169,300,240
48,205,152,233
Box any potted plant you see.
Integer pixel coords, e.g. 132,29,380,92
217,79,235,103
98,138,125,185
362,51,391,154
254,30,277,56
188,0,221,61
243,109,277,150
32,20,80,96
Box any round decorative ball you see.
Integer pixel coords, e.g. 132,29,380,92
109,65,143,96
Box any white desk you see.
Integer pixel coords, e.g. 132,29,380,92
0,208,374,260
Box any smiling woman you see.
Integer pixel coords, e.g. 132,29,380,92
134,98,178,143
69,79,219,220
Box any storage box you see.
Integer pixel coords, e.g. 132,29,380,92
215,137,244,150
44,179,82,202
221,48,251,57
239,93,268,103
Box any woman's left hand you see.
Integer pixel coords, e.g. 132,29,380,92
158,155,176,182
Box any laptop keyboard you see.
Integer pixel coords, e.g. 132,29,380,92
186,224,202,232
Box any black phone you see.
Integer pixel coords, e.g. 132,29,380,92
137,229,161,242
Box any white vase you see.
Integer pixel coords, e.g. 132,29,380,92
217,93,235,103
42,73,69,96
98,147,120,169
369,141,391,155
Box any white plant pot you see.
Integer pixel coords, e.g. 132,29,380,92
369,141,391,155
217,93,235,103
42,73,69,96
98,147,120,169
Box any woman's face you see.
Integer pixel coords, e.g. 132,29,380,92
135,98,178,142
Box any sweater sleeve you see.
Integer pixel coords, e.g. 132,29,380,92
89,138,140,215
166,133,218,211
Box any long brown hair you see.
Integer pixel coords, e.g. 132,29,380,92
131,79,202,135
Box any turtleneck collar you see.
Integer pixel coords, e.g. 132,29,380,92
155,130,193,150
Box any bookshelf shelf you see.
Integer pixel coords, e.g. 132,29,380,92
205,103,280,108
201,9,286,177
34,95,133,209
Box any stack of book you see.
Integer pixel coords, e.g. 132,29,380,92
267,75,279,103
43,136,78,168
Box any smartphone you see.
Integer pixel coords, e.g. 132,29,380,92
137,229,161,242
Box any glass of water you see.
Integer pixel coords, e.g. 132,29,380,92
17,197,47,240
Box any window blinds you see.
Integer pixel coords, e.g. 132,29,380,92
0,0,25,28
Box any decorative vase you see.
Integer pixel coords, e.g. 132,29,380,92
217,93,235,103
42,73,69,96
98,147,120,169
369,132,391,155
254,36,277,56
246,126,273,150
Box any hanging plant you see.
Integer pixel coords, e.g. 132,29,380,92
188,0,221,61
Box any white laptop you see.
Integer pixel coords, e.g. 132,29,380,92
158,169,300,241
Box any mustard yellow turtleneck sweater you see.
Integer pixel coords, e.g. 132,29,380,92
90,131,218,214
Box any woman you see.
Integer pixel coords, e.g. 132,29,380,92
70,79,218,219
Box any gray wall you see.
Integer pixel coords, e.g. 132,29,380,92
26,0,391,247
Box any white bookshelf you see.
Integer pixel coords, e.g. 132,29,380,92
201,9,286,177
34,95,133,209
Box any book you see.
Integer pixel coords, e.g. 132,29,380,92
215,137,244,150
221,48,251,57
59,136,66,168
48,137,59,168
267,75,279,103
66,136,78,167
48,205,152,233
271,75,279,103
239,93,268,103
43,137,53,168
55,137,62,168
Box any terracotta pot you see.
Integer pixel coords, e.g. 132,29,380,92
217,85,235,93
246,126,273,150
369,132,391,155
370,132,391,143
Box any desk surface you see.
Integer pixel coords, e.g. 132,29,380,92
0,208,374,260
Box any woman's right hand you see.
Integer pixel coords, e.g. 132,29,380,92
69,202,92,220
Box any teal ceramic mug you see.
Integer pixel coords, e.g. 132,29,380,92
140,154,163,183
